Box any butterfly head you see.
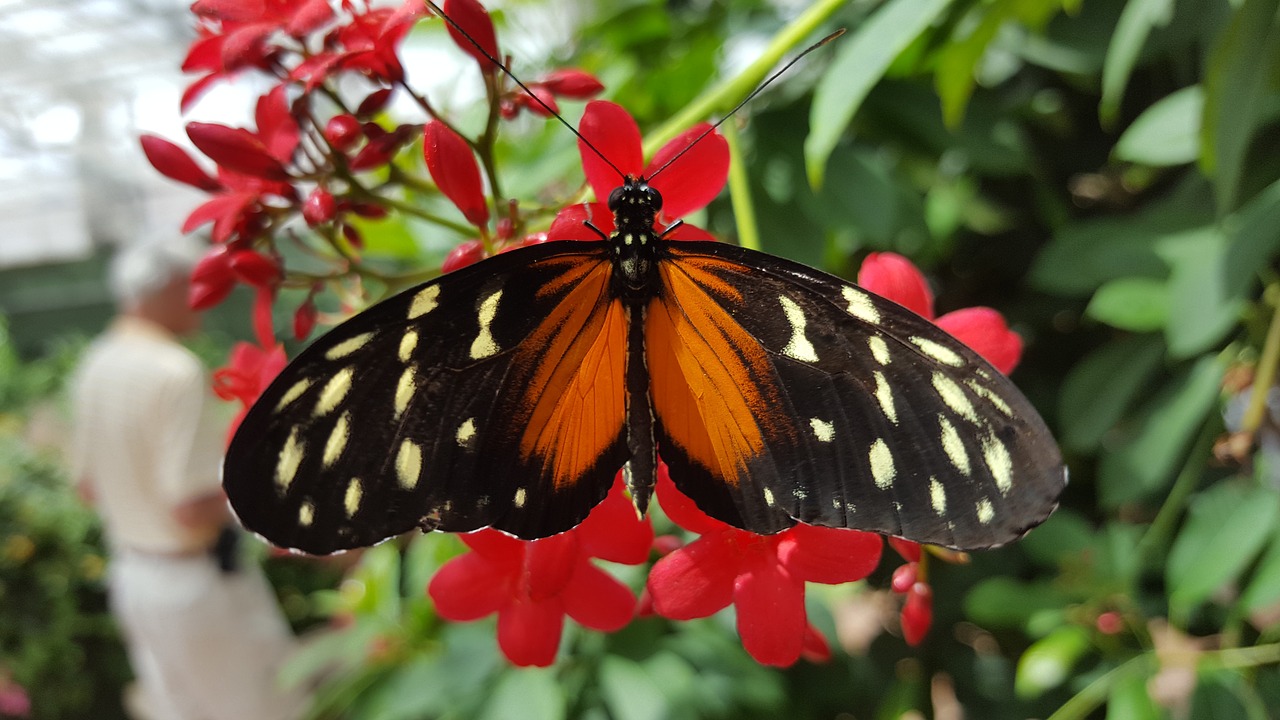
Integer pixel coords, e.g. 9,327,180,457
608,176,662,232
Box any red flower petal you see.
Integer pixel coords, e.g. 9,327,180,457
181,72,224,114
255,85,300,163
647,123,728,220
428,552,512,621
441,239,487,272
292,294,317,340
496,598,563,667
423,121,489,226
228,249,281,288
576,475,653,565
936,306,1023,375
188,246,235,310
523,533,579,601
515,85,560,118
441,0,499,71
578,101,643,201
140,135,221,192
801,624,832,663
460,528,524,561
187,122,290,181
655,466,731,535
776,525,882,585
733,553,806,666
220,23,274,71
661,222,717,242
251,287,276,348
857,252,934,319
546,203,612,242
540,69,604,99
647,534,737,619
888,537,922,563
285,0,334,36
891,562,918,593
562,559,636,632
901,582,933,646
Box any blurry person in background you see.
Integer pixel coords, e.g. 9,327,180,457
69,236,308,720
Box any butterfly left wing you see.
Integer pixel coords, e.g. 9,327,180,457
223,241,629,554
647,242,1065,550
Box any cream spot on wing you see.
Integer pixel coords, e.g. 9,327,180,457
315,367,354,416
408,285,440,319
977,498,995,525
939,416,971,475
344,478,362,518
967,380,1014,416
932,372,979,423
324,332,374,361
276,427,304,491
779,296,819,362
868,336,891,365
911,336,964,366
810,417,835,443
470,289,503,359
456,417,477,448
843,286,880,324
299,500,315,527
394,366,416,419
869,439,895,489
399,330,418,363
276,378,312,411
983,434,1014,495
929,478,946,516
764,487,776,507
322,412,350,468
514,487,527,508
793,486,808,500
396,439,423,489
873,372,898,424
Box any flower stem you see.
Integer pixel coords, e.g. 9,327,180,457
722,120,760,251
1243,283,1280,436
642,0,847,155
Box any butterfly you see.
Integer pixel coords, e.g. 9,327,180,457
223,162,1067,555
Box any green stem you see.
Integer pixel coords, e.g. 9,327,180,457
641,0,847,155
1045,654,1155,720
722,120,760,251
1134,420,1216,582
1203,642,1280,670
1243,283,1280,434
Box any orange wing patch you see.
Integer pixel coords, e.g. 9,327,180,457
648,255,787,486
515,257,626,489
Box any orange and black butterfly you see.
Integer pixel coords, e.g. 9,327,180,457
224,170,1066,555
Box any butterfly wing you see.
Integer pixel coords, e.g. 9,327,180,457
223,241,629,554
648,242,1065,550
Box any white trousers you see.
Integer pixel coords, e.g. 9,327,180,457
109,550,309,720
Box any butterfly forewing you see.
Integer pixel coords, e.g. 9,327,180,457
651,242,1065,549
223,241,629,554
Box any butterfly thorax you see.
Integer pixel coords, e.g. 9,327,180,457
608,175,663,295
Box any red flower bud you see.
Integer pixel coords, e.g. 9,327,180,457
517,86,559,118
901,583,933,647
441,0,499,71
186,122,290,181
324,115,362,151
140,135,221,192
890,562,917,593
356,88,394,117
341,223,364,249
228,249,281,289
441,239,486,273
1096,611,1124,635
423,121,489,227
293,294,318,340
303,188,336,226
189,246,236,310
540,69,604,99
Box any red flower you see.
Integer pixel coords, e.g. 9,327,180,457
501,69,604,119
423,121,489,227
212,339,288,440
428,477,653,666
857,252,1023,374
289,1,423,90
900,582,933,646
547,100,728,242
647,467,882,667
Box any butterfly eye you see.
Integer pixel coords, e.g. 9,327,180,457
607,186,626,211
644,184,663,212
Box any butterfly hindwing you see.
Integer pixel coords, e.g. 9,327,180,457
650,242,1065,549
223,241,629,554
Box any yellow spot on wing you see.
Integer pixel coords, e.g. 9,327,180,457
843,286,880,324
873,372,898,424
276,428,304,491
932,372,978,423
868,336,891,365
315,367,354,416
976,498,994,525
299,500,315,527
394,367,416,419
810,417,835,442
344,478,362,517
930,478,946,515
911,336,964,367
779,296,819,362
869,439,895,489
323,412,350,468
399,330,418,362
470,290,503,359
396,439,422,489
276,378,312,411
408,285,440,319
983,435,1013,495
324,332,374,361
939,416,970,475
456,417,476,447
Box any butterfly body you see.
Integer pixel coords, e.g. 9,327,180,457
223,176,1066,555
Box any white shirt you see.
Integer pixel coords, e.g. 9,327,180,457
70,316,226,554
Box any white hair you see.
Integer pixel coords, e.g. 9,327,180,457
108,234,206,308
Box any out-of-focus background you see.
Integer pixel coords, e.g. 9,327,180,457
4,0,1280,718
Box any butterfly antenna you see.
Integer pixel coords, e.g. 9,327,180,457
424,0,628,181
648,28,846,182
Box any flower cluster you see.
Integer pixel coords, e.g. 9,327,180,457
146,0,1025,668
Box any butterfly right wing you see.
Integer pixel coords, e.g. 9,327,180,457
223,241,629,554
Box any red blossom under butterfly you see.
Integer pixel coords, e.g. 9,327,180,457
213,339,288,442
428,477,653,666
548,100,729,242
646,466,882,667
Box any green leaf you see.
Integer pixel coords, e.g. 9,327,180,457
1086,277,1169,331
1100,0,1175,127
1020,509,1095,567
1167,482,1280,619
1015,626,1092,699
600,657,668,720
1201,0,1280,212
805,0,955,188
1239,524,1280,613
1106,663,1161,720
966,578,1071,629
480,668,567,720
1059,335,1166,453
1223,177,1280,300
1157,226,1242,358
1114,85,1204,166
1098,355,1223,508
